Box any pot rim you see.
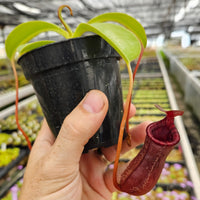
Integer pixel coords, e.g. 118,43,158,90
18,34,120,64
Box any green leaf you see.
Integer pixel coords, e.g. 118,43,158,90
73,22,141,63
5,21,69,59
88,13,147,48
17,40,55,58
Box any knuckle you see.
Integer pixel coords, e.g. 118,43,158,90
40,156,52,176
61,117,81,140
60,117,90,146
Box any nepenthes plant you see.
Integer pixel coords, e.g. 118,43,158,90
5,5,183,196
6,5,146,151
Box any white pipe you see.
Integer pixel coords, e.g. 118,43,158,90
0,96,37,119
0,84,35,109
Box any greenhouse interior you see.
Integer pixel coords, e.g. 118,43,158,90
0,0,200,199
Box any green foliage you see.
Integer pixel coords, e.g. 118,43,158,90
159,50,170,69
179,57,200,70
0,133,10,145
5,21,69,59
0,148,20,167
88,12,147,48
17,40,55,58
74,22,141,63
5,8,147,65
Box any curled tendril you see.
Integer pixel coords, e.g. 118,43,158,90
58,5,74,37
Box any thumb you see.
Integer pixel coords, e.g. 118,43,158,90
51,90,109,165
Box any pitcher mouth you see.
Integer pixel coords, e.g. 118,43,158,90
146,121,180,146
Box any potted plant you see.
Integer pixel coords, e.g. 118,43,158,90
5,5,146,151
5,4,183,196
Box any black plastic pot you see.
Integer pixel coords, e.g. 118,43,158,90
18,35,125,152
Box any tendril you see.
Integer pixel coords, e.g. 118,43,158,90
11,59,32,150
58,5,74,37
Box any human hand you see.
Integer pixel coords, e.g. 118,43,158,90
19,90,150,200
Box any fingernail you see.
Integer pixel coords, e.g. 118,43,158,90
82,91,105,113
